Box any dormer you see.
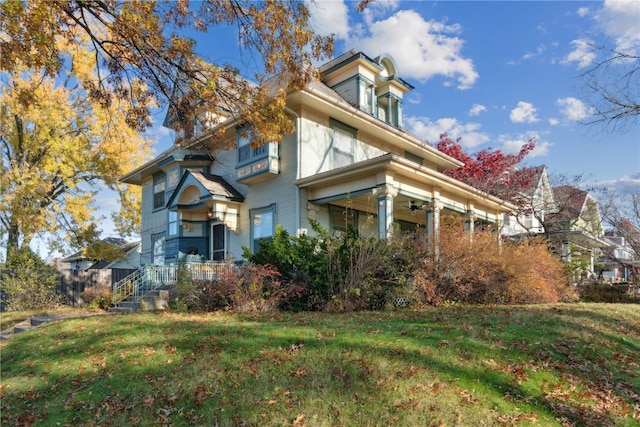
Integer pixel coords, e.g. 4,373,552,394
320,50,413,129
162,66,235,143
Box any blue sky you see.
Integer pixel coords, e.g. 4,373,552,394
148,0,639,183
34,0,640,259
300,0,639,185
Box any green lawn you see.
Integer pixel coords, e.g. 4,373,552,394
1,304,638,426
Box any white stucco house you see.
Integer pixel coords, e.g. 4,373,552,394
120,50,516,266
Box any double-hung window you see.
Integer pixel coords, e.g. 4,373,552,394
152,234,165,265
250,204,276,253
238,128,252,163
330,119,356,169
358,77,375,115
153,174,166,209
237,126,267,165
168,211,179,236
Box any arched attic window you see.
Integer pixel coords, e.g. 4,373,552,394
375,54,407,128
377,55,397,79
178,185,201,206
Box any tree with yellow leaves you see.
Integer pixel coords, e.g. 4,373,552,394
0,35,152,262
0,0,334,262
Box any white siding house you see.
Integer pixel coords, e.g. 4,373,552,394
120,50,516,266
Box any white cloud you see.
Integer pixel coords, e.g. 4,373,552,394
577,7,590,18
522,45,546,60
562,38,597,69
556,97,594,121
361,0,400,20
406,116,490,148
305,0,351,39
468,104,487,117
595,0,640,56
549,118,560,126
350,10,478,89
510,102,540,124
309,2,479,90
595,172,640,195
499,133,551,158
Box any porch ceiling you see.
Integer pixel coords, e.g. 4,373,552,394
295,153,515,219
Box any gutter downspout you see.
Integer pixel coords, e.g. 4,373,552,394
285,106,302,235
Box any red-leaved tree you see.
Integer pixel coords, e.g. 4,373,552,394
434,133,538,206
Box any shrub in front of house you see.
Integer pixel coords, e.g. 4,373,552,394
178,217,575,314
405,216,576,306
169,263,302,312
244,220,410,312
81,286,113,310
243,223,330,311
578,283,638,303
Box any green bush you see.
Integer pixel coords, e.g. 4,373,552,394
243,223,329,311
81,286,113,310
245,220,411,312
0,248,60,311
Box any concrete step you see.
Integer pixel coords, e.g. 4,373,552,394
110,288,170,312
31,316,55,327
108,306,134,313
120,301,140,309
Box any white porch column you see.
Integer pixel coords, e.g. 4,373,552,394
466,210,476,243
373,185,398,239
426,200,443,256
496,214,503,255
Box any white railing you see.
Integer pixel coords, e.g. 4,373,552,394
112,262,236,306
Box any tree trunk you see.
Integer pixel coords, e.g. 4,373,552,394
5,224,21,265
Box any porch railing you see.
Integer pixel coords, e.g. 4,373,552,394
112,262,235,306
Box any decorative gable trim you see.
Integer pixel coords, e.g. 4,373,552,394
166,170,245,211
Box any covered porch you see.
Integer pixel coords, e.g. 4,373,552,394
297,153,514,240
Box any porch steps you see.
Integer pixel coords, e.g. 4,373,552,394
109,289,170,314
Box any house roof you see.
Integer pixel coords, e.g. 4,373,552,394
550,185,588,221
61,239,140,268
88,241,141,269
166,170,245,211
119,147,213,185
121,49,466,185
191,171,245,201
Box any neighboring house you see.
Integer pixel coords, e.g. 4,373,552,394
600,233,636,282
60,238,141,271
545,185,607,277
502,166,556,237
120,50,516,266
503,167,612,280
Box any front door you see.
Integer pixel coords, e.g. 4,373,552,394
211,223,226,261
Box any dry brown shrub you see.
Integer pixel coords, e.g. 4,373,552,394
407,216,574,305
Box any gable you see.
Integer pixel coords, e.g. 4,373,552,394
166,170,245,210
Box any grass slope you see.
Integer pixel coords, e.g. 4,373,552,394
1,304,638,426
